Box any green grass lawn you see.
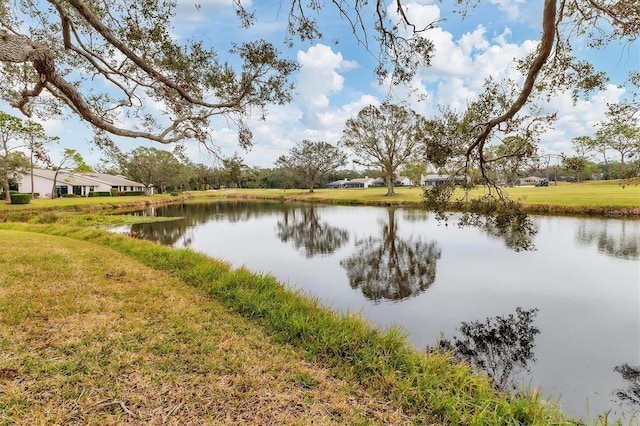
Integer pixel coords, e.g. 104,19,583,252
1,180,637,217
0,228,416,425
0,184,631,424
0,223,570,425
503,181,640,207
209,180,640,212
0,193,184,211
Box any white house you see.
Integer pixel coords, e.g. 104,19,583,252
520,176,544,186
17,169,145,198
422,174,449,186
325,177,377,188
394,176,412,186
344,177,376,188
79,172,147,193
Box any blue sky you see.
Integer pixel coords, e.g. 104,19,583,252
4,0,638,169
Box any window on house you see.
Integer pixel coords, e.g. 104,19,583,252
55,186,68,197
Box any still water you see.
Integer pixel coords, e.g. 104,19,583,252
118,200,640,421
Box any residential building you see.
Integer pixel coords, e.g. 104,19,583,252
16,169,146,198
520,176,544,186
325,177,376,188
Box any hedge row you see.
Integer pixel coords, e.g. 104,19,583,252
88,191,112,197
84,191,146,197
10,193,31,204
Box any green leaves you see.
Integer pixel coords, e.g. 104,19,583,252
276,140,347,192
342,102,427,196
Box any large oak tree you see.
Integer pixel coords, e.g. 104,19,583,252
0,112,28,199
342,102,426,196
275,140,347,192
0,0,637,181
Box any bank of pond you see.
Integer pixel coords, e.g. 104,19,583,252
1,197,638,424
108,199,639,424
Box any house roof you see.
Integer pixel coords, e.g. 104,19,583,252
347,177,375,184
80,172,144,187
30,169,101,186
422,174,449,181
29,169,144,187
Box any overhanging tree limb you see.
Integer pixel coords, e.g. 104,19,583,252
466,0,557,177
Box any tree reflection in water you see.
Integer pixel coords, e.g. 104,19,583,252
130,218,193,246
340,208,441,302
576,220,640,260
276,205,350,257
429,307,540,391
614,363,640,411
126,200,285,246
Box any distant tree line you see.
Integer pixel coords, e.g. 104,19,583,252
3,97,638,200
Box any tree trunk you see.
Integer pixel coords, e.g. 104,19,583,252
30,152,35,198
2,151,9,201
385,177,395,196
51,170,60,198
3,178,10,201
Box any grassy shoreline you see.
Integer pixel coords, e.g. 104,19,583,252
0,223,571,424
1,183,637,424
206,180,640,217
1,180,637,219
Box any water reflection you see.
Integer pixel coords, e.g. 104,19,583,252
614,363,640,409
575,220,640,260
340,208,441,302
130,218,193,246
127,200,284,245
482,218,537,252
114,200,639,420
429,307,539,391
276,205,349,257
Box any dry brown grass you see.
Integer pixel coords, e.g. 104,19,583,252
0,230,415,425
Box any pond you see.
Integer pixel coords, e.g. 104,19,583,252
115,200,640,422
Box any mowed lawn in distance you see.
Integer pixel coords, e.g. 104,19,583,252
212,180,640,210
0,230,414,425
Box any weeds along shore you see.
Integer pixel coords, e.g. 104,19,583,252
0,222,572,424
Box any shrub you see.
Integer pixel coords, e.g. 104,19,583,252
32,212,59,224
3,211,32,222
0,190,18,199
118,191,144,196
170,191,180,196
10,193,31,204
88,191,112,197
110,188,118,196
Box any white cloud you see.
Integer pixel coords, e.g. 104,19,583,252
315,94,380,129
4,0,630,172
434,77,475,112
488,0,525,21
538,84,626,155
294,44,357,127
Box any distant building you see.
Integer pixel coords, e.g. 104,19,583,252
520,176,544,186
16,169,146,198
325,177,376,188
422,174,448,186
394,176,412,186
325,179,349,188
